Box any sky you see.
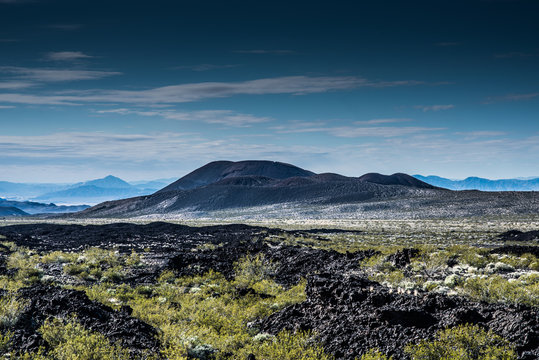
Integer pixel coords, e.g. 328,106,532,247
0,0,538,182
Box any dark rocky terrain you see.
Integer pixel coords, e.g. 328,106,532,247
11,285,160,355
0,222,537,359
496,230,539,243
256,273,539,360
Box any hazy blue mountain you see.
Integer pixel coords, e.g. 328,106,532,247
0,206,29,217
33,175,166,205
0,175,173,206
414,175,539,191
79,175,132,189
0,199,89,215
129,178,177,189
0,181,69,200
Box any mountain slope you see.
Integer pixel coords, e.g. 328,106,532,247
0,206,28,216
158,160,316,192
414,175,539,191
360,173,437,189
77,161,441,218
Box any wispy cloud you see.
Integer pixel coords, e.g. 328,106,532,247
97,108,272,127
456,131,507,138
327,126,444,138
0,93,78,105
354,118,412,125
174,64,239,71
5,131,533,182
414,104,455,112
0,75,429,105
0,132,197,160
484,92,539,103
0,105,15,108
44,51,93,61
0,81,35,89
234,49,295,54
275,123,443,138
0,66,121,82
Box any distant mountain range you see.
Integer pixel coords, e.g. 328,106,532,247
414,175,539,191
0,175,176,206
77,160,467,218
0,199,89,216
2,164,538,218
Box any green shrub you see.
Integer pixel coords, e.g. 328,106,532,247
7,248,42,285
237,330,333,360
39,315,131,360
0,330,12,353
233,254,277,289
461,274,539,306
0,294,28,328
41,251,76,264
405,324,516,360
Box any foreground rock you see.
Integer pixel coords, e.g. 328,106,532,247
496,230,539,243
11,285,160,355
169,239,377,286
257,273,539,360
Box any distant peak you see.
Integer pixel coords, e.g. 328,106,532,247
82,175,132,189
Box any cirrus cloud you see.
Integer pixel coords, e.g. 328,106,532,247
44,51,94,61
0,75,428,105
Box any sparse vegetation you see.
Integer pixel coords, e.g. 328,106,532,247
0,294,27,328
405,324,517,360
0,218,536,358
39,316,132,360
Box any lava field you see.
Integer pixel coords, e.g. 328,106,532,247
0,222,537,359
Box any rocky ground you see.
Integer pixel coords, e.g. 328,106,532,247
0,222,537,359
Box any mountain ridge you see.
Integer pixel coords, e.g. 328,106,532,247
77,160,442,218
0,198,89,215
414,175,539,191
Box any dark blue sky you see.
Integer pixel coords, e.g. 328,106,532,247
1,0,538,182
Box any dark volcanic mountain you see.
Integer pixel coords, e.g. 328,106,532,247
76,160,539,219
157,160,316,192
77,161,445,218
359,173,437,189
